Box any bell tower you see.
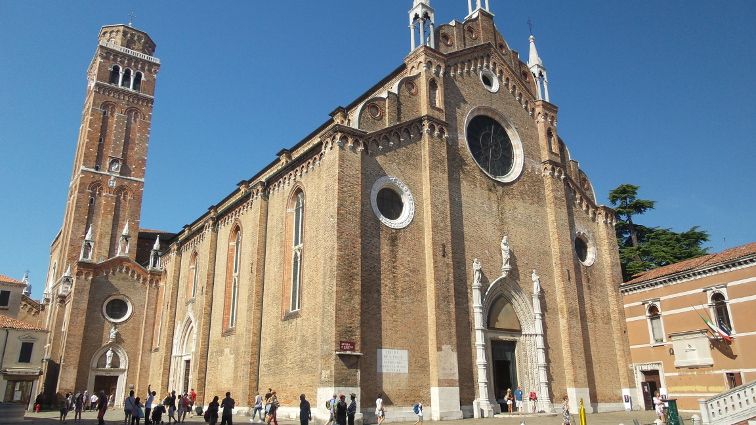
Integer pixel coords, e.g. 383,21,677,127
47,24,160,289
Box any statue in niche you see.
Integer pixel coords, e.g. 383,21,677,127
105,348,114,369
472,258,482,286
501,235,511,273
531,269,541,294
109,325,118,342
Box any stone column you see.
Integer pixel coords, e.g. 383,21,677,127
531,275,552,412
471,260,493,418
195,216,219,406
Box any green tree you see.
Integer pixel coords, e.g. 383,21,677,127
608,185,709,281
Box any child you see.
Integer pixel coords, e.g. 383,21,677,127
151,403,166,425
413,402,423,425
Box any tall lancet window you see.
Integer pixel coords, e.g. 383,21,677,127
189,252,199,298
290,191,304,312
224,226,242,329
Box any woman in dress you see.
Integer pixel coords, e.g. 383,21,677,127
562,395,571,425
506,389,513,414
375,393,385,425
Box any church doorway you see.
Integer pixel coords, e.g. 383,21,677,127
93,375,119,398
182,360,191,394
492,340,518,404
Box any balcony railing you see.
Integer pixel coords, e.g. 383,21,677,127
100,41,160,64
699,381,756,425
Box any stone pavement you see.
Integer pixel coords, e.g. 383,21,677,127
15,410,661,425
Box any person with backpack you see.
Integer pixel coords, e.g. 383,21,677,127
220,392,235,425
266,392,280,425
299,394,311,425
412,402,423,425
335,395,348,425
347,394,357,425
325,394,337,425
251,392,263,423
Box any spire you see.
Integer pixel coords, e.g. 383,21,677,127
467,0,491,16
121,220,130,237
117,220,131,256
409,0,436,51
149,235,162,270
22,271,31,297
81,225,94,261
84,225,93,241
63,265,71,279
152,235,161,251
528,34,550,102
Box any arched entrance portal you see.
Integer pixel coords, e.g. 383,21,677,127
87,345,128,407
170,317,195,394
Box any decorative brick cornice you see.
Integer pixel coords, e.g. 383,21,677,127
93,82,154,106
363,115,449,157
541,160,616,226
620,254,756,295
74,256,162,287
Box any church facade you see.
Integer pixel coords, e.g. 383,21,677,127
42,1,635,420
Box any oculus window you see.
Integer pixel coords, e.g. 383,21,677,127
370,176,415,229
467,115,514,179
103,297,132,323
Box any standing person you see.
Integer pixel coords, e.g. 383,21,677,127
528,390,538,413
375,393,385,425
60,393,72,423
412,402,423,425
514,386,523,414
335,395,348,425
251,392,264,423
125,390,137,425
74,392,84,423
562,395,571,425
97,391,109,425
325,394,337,425
299,394,312,425
166,391,177,424
347,394,357,425
220,392,235,425
132,397,145,425
189,389,197,416
206,396,220,425
91,393,99,412
267,392,280,425
505,389,513,414
264,389,273,423
83,390,90,412
177,393,188,423
653,391,665,423
145,386,155,425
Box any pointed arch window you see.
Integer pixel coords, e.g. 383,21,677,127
711,292,732,333
121,69,132,89
290,191,304,312
647,304,664,344
133,72,143,92
109,65,121,85
224,226,242,330
429,79,439,108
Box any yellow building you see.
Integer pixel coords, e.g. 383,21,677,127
621,242,756,413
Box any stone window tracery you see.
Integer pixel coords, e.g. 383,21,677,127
223,226,242,329
289,191,304,312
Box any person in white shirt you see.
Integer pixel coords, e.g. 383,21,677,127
90,394,99,412
413,402,423,425
145,386,155,425
325,394,337,425
375,394,385,425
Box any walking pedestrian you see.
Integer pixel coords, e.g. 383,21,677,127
335,395,348,425
325,394,337,425
299,394,312,425
375,393,385,425
562,395,571,425
83,391,90,412
251,392,264,422
528,390,538,413
125,390,137,425
514,386,523,414
189,389,197,416
412,402,423,425
166,391,177,424
74,392,84,422
97,391,109,425
177,393,189,423
267,392,279,425
220,392,235,425
653,391,665,423
347,394,357,425
264,389,273,423
206,396,220,425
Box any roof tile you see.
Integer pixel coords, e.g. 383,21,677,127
0,315,48,331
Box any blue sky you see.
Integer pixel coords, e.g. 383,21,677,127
1,1,754,299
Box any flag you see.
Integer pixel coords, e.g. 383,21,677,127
693,305,733,343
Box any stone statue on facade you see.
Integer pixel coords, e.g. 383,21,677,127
109,325,118,343
472,258,482,286
501,236,511,275
531,269,541,294
105,348,114,368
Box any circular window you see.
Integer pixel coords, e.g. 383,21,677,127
367,103,383,120
465,109,524,183
370,176,415,229
574,233,596,266
441,33,453,47
102,296,133,323
480,69,499,93
405,81,418,96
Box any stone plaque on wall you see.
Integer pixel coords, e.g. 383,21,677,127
377,349,408,374
670,330,713,368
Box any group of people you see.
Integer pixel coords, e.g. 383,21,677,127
125,386,198,425
249,389,280,425
499,386,539,414
323,393,358,425
57,390,111,424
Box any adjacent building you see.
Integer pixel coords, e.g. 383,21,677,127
621,242,756,414
41,1,637,419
